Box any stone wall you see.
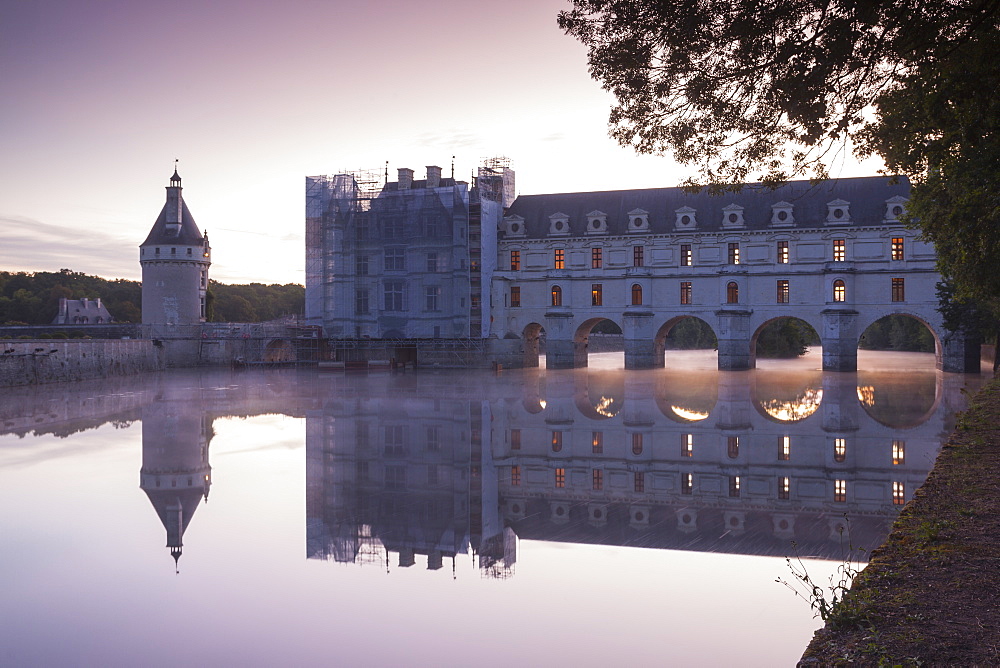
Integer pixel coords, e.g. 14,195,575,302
0,340,163,387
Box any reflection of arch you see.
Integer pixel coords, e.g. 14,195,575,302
522,322,545,368
655,370,719,421
573,370,625,419
750,369,824,423
856,369,941,428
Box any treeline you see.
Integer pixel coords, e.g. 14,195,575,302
0,270,304,324
858,314,935,352
665,317,820,357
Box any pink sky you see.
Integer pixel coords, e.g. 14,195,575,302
0,0,882,284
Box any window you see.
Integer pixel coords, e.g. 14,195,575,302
726,281,739,304
633,245,644,267
426,426,440,451
354,290,369,315
384,281,404,311
727,436,739,458
510,465,521,486
777,240,789,263
424,286,440,311
892,439,905,465
186,248,192,255
510,250,520,271
892,277,905,302
510,429,521,450
834,479,847,502
426,253,438,272
892,481,905,505
385,247,405,271
680,244,692,266
591,283,603,306
833,279,846,302
681,433,693,457
778,476,790,500
833,239,846,261
155,247,160,255
551,431,563,452
554,248,565,269
551,285,562,306
892,237,904,261
680,281,692,305
729,476,741,498
510,286,521,307
355,219,369,240
728,243,740,265
632,433,644,455
355,255,369,276
682,473,693,495
555,468,566,488
424,215,439,237
631,283,643,305
592,247,603,268
634,471,645,492
777,279,789,303
171,247,176,254
471,294,481,309
592,431,603,453
779,435,790,461
834,438,846,462
592,469,603,491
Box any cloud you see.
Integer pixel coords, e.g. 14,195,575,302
0,214,139,279
412,130,483,151
540,132,567,142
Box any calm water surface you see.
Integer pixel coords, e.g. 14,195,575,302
0,350,984,666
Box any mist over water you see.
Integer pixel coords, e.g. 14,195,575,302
0,353,984,666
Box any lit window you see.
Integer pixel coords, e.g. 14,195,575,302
834,479,847,502
892,439,905,465
592,247,603,268
591,284,603,306
777,280,790,303
729,475,741,498
634,471,644,492
681,473,693,495
680,244,692,266
728,243,740,265
633,245,644,267
593,469,603,491
779,436,790,461
555,468,566,488
778,476,790,500
892,481,905,505
891,237,904,261
834,438,846,462
510,286,521,308
510,250,521,271
833,279,846,302
727,436,739,458
680,281,692,305
551,431,563,452
681,433,693,457
632,433,643,455
554,248,565,269
727,281,739,304
833,239,846,261
551,285,562,306
892,277,905,302
592,431,603,453
511,465,521,486
777,241,789,263
631,283,643,305
510,429,521,450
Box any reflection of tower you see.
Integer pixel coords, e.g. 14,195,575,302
139,396,212,571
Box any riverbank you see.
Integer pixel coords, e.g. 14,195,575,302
800,375,1000,665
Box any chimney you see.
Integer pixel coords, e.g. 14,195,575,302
397,168,413,190
97,298,102,309
426,165,442,189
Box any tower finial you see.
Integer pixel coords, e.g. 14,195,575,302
170,159,182,186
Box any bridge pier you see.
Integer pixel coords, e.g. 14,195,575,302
821,309,859,371
624,309,662,369
716,309,754,370
545,310,585,369
940,330,981,373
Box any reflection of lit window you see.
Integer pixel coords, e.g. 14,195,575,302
727,436,739,458
729,475,741,497
632,433,644,455
510,429,521,450
555,468,566,488
592,431,603,453
778,476,790,500
671,406,710,421
857,385,875,406
682,473,693,495
834,479,847,502
892,481,905,505
551,431,563,452
761,389,823,421
892,439,905,465
511,465,521,486
834,438,846,462
593,469,603,491
593,395,618,417
681,433,693,457
634,471,644,492
779,436,790,461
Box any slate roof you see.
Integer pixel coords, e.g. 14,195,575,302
503,175,910,239
140,199,205,246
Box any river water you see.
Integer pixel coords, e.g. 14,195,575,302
0,350,985,666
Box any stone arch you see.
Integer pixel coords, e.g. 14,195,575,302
522,322,545,368
654,315,719,362
749,316,822,367
858,311,942,362
567,316,625,369
263,339,295,363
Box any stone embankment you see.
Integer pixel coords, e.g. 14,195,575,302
800,376,1000,665
0,340,163,387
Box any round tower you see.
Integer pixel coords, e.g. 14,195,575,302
140,168,212,325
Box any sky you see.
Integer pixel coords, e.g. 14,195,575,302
0,0,883,285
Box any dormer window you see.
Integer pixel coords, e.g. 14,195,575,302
722,203,745,229
548,212,570,236
826,199,851,225
585,210,608,235
504,214,526,238
627,208,649,233
675,206,697,230
771,201,795,227
885,195,908,222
